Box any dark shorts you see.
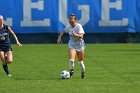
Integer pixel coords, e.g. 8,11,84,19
0,44,12,53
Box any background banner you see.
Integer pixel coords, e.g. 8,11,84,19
0,0,138,33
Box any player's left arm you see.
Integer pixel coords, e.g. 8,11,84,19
8,27,22,46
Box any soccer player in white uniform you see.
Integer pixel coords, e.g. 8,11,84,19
57,14,85,79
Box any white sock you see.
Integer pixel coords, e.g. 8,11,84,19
69,59,74,70
78,61,85,74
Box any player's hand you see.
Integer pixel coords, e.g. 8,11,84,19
71,29,75,36
57,38,62,44
17,42,22,46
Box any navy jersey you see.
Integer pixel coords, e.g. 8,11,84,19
0,25,11,45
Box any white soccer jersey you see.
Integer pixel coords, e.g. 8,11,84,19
64,23,85,51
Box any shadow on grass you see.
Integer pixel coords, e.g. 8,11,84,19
13,76,90,81
13,77,64,81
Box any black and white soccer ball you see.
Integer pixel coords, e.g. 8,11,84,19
60,70,70,79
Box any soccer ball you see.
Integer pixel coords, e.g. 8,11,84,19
60,70,70,79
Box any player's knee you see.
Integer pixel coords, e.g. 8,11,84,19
7,59,13,64
77,55,84,61
78,57,84,62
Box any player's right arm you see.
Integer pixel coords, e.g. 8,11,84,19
57,30,65,44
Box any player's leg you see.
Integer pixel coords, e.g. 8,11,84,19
77,50,85,79
69,48,76,77
0,51,11,77
5,51,13,64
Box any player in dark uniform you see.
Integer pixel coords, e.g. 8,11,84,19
0,15,22,77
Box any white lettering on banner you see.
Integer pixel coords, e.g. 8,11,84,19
21,0,50,27
78,5,90,26
5,18,13,26
59,0,69,25
59,0,90,26
99,0,128,26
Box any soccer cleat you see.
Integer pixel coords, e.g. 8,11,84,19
81,73,85,79
7,74,12,77
69,69,74,77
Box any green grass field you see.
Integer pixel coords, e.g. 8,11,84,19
0,44,140,93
